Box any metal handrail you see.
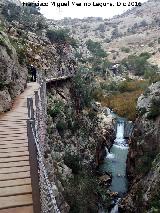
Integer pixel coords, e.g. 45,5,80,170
27,76,61,213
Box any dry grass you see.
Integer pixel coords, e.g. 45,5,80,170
95,80,147,120
101,90,143,120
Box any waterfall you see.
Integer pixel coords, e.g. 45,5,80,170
100,118,129,213
116,122,124,140
105,147,114,159
110,198,121,213
114,121,128,148
110,204,118,213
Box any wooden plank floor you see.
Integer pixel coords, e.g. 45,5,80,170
0,83,39,212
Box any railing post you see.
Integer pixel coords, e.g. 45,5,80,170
27,97,31,118
27,119,41,213
27,97,34,119
35,91,39,109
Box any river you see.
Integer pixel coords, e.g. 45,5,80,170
100,119,129,213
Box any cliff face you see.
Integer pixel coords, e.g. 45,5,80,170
0,1,75,112
44,80,115,211
0,31,27,112
121,81,160,212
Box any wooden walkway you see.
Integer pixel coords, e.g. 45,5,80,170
0,83,39,213
46,75,73,83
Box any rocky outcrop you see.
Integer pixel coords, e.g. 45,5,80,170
44,80,115,211
120,81,160,212
96,109,115,166
0,31,27,112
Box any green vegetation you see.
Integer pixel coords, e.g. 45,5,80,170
0,81,9,91
63,156,110,213
2,2,46,32
150,194,160,212
86,39,107,58
148,42,154,47
46,29,78,48
72,73,94,109
0,22,5,32
56,120,66,136
64,153,82,174
0,35,12,57
136,153,155,174
121,52,158,76
138,107,147,116
10,38,27,65
2,2,40,23
47,100,64,118
147,98,160,120
97,79,149,120
2,3,22,22
111,27,120,39
121,47,130,53
149,161,160,212
96,24,105,32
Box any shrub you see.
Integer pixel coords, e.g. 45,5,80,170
139,52,151,59
136,153,155,174
0,36,12,57
111,27,119,39
104,38,111,43
121,53,152,76
47,29,69,43
138,107,147,116
10,39,27,65
64,168,111,213
46,29,78,48
158,38,160,44
56,120,66,136
148,42,154,47
118,80,148,92
67,119,80,134
0,81,9,91
72,73,93,109
139,20,148,27
2,3,22,22
86,39,107,58
64,153,82,174
121,47,130,53
2,2,40,23
147,98,160,119
48,100,64,118
96,24,105,32
100,81,118,92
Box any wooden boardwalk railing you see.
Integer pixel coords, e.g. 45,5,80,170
0,82,39,213
0,72,74,213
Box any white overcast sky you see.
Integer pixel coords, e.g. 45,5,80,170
21,0,148,20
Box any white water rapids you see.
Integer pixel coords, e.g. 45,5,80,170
100,120,129,213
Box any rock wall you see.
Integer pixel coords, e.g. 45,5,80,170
44,80,115,211
96,110,115,166
120,81,160,212
0,32,27,112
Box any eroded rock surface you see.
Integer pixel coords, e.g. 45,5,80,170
0,32,27,112
120,81,160,212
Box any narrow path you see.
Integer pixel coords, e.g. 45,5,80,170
0,83,39,212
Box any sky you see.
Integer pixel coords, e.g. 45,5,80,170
21,0,148,20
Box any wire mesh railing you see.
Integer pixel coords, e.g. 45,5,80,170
27,73,61,213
